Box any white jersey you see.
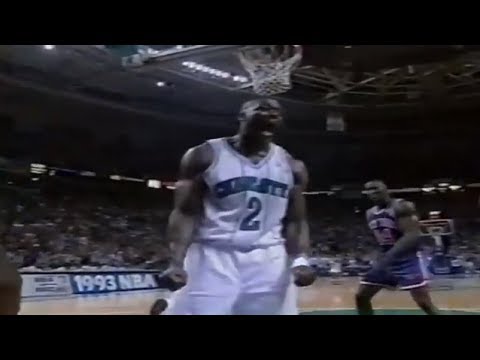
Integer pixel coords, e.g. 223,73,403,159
192,138,295,251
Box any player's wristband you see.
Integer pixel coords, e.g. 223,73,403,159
291,255,309,268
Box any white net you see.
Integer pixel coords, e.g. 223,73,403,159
420,220,454,252
420,220,454,237
238,45,303,96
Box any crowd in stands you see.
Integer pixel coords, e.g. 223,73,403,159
3,195,171,271
3,189,480,273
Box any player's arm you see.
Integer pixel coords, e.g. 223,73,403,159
284,160,309,255
380,200,422,266
167,144,211,272
284,159,316,287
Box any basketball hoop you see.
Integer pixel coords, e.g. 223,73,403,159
238,45,303,96
420,219,454,238
420,219,454,255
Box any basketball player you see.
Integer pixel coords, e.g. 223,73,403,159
355,180,438,315
153,98,316,315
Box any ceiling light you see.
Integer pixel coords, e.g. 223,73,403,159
43,45,55,50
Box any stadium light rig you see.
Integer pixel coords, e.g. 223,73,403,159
422,185,436,193
147,179,161,189
181,61,249,83
30,163,47,175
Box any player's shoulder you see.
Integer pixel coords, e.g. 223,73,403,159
365,206,377,218
393,198,415,209
274,144,307,173
185,138,221,160
274,143,292,158
279,150,308,188
290,159,308,177
180,141,215,178
366,205,376,214
392,199,417,216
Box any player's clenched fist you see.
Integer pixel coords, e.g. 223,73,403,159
158,265,188,291
292,265,316,287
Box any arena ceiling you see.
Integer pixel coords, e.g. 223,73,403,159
2,45,480,124
3,45,480,186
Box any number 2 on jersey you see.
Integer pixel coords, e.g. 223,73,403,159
240,197,262,231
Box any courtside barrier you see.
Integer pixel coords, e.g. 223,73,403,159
20,270,162,298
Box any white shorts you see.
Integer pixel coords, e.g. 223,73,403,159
165,243,298,315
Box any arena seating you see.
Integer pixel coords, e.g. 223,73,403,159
6,193,480,275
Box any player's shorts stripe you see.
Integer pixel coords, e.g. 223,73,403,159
399,280,428,290
360,280,389,287
417,251,429,280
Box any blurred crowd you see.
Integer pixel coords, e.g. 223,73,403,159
4,196,171,270
3,191,480,272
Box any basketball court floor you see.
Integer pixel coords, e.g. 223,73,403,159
19,278,480,315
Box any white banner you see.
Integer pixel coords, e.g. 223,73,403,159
22,274,73,298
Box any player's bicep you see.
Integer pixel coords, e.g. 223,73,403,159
173,147,208,215
285,186,306,222
395,201,421,234
285,161,308,222
173,180,202,215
